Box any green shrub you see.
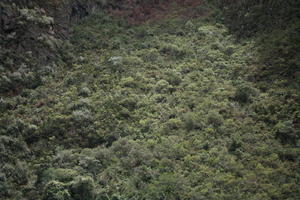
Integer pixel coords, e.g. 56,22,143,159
0,75,12,93
141,49,161,62
121,144,154,169
24,72,43,89
19,8,54,25
275,121,299,144
107,56,123,72
210,41,224,51
160,43,186,58
72,110,92,124
123,56,143,67
224,45,235,56
185,20,196,31
111,138,131,157
79,87,92,97
43,181,71,200
135,27,152,38
41,168,78,184
68,98,92,111
164,70,182,86
2,161,28,185
119,97,137,111
41,115,69,137
182,112,203,131
197,26,214,38
0,3,299,200
155,80,170,93
234,84,256,104
0,136,30,158
165,118,183,130
207,111,223,127
0,172,11,197
158,158,175,173
69,176,95,200
143,173,186,200
0,98,13,113
37,34,62,50
120,77,137,88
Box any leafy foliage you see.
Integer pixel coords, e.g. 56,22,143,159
212,0,300,78
0,1,300,200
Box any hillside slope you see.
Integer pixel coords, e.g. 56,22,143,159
1,1,299,200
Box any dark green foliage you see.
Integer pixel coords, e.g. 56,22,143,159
142,173,186,200
182,112,203,131
207,110,223,127
212,0,300,78
275,121,299,145
160,43,187,58
234,84,255,104
69,176,95,200
41,168,79,184
258,23,300,77
0,2,67,94
43,181,71,200
1,1,300,200
213,0,300,37
0,136,31,199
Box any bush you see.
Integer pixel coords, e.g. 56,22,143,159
155,80,170,93
41,168,78,184
164,70,182,86
123,56,143,67
0,172,11,197
69,176,95,200
41,115,69,137
210,41,224,51
141,48,161,62
0,136,30,159
79,87,91,97
0,98,12,112
72,110,92,124
182,112,203,131
197,26,214,38
121,143,154,169
234,84,256,104
185,20,196,31
2,162,28,185
107,56,123,72
224,45,235,56
207,111,223,127
275,121,299,144
120,77,137,88
43,181,71,200
68,98,92,111
111,138,131,157
119,97,137,111
160,43,186,58
143,173,186,200
165,118,183,130
0,75,12,93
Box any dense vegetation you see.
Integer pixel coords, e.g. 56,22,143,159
214,0,300,78
1,0,299,199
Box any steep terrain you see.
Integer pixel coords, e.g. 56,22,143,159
1,1,299,200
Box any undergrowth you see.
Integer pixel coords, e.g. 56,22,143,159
0,2,299,200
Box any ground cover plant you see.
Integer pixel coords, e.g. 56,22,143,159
0,0,299,199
